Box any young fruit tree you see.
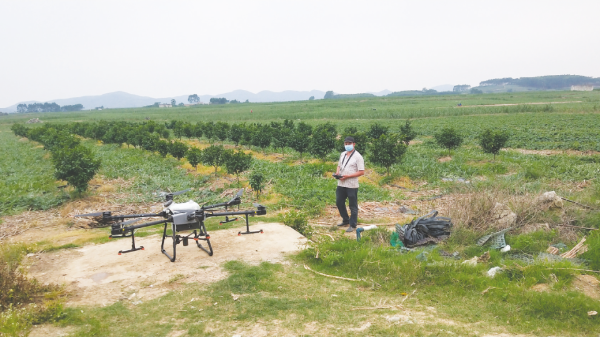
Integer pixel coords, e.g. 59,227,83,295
288,131,311,160
249,172,265,199
309,122,337,160
201,145,227,176
368,133,407,176
224,150,253,185
478,129,510,160
51,145,101,193
186,147,203,170
169,141,189,160
434,127,463,156
400,120,417,146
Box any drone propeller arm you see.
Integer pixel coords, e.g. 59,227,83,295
108,212,165,220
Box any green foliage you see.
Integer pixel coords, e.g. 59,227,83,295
479,128,510,160
52,145,101,193
201,145,227,176
309,122,337,159
168,141,189,160
581,231,600,270
214,122,230,142
434,127,464,155
506,230,558,255
278,210,312,237
368,133,407,176
399,119,417,145
249,172,265,199
224,150,252,184
251,124,272,151
186,147,202,169
227,123,244,146
366,122,389,140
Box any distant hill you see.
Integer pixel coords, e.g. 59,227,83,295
1,90,327,113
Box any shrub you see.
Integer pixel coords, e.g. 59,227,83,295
224,150,252,184
368,133,407,176
279,210,312,237
249,172,265,199
186,147,202,170
309,123,337,160
434,127,463,155
582,231,600,270
479,128,510,160
201,145,227,176
51,145,101,193
169,141,189,160
399,119,417,146
366,123,389,140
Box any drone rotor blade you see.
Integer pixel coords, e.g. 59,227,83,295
252,203,263,208
74,211,109,217
172,188,191,196
120,218,142,226
235,189,244,199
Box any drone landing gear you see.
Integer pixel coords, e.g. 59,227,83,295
238,216,263,236
219,216,238,225
161,223,213,262
117,231,144,255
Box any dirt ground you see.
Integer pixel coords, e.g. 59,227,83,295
24,223,307,307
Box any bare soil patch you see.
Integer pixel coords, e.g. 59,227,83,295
25,223,306,307
572,275,600,300
460,101,581,108
438,156,452,162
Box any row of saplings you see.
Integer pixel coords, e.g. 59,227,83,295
11,123,101,193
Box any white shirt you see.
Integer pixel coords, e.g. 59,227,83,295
337,150,365,189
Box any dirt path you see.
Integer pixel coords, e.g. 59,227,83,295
459,101,582,108
26,222,306,307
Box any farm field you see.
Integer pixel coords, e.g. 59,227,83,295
1,90,600,336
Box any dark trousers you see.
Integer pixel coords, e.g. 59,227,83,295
336,186,358,227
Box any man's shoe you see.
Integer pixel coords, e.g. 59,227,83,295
345,225,357,233
337,222,350,227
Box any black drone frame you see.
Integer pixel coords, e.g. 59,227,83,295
75,189,266,262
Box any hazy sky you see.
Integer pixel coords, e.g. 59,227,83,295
1,0,599,107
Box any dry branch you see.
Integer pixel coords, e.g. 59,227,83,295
303,264,362,282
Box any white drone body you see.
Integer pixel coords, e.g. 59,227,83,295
165,200,201,225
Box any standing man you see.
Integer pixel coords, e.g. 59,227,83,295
335,136,365,232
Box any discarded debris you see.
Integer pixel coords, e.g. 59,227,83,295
487,267,502,278
481,286,498,295
477,227,513,249
478,251,491,263
561,237,588,258
490,203,517,228
462,257,478,266
547,246,560,255
441,177,470,184
398,205,417,215
396,210,452,248
534,191,564,209
588,311,598,316
500,245,511,253
304,264,362,282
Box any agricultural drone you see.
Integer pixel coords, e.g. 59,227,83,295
75,188,266,262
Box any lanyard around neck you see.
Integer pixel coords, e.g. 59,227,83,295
341,150,355,171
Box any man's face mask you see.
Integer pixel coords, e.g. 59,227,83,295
345,144,354,151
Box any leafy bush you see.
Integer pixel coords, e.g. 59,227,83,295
368,133,407,176
224,150,252,184
201,145,227,176
249,172,265,199
52,145,101,193
309,123,337,160
399,119,417,146
479,128,510,160
278,210,312,237
434,127,463,155
186,147,202,169
581,230,600,270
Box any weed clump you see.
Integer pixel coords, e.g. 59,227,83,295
279,210,313,237
0,244,64,336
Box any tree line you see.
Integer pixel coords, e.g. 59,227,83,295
11,123,101,193
479,75,600,89
16,102,84,113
